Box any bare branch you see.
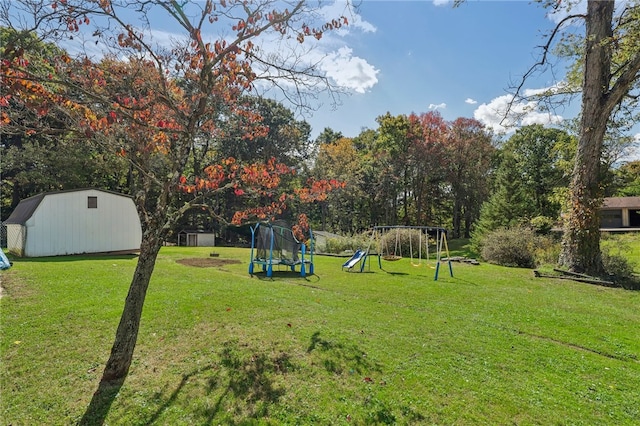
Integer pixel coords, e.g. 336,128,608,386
505,12,586,121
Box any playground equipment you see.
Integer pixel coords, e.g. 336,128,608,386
248,220,314,278
342,249,367,271
0,248,11,270
382,230,402,261
348,226,452,280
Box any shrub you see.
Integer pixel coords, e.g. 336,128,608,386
323,233,371,254
602,250,639,290
600,233,639,289
533,234,561,265
480,226,537,268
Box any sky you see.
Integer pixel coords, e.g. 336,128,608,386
297,0,639,160
304,0,573,138
292,0,575,136
12,0,638,159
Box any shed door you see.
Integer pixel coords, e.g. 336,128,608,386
187,234,197,246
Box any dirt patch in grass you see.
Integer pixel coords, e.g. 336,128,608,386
176,258,242,268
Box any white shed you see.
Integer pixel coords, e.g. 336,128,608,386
177,230,216,247
4,189,142,257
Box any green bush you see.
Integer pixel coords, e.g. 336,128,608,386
600,233,639,289
480,226,537,268
324,233,371,254
602,250,639,290
533,234,561,266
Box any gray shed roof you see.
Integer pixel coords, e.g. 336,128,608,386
4,193,45,225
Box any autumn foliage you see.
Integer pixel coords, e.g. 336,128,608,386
1,1,348,229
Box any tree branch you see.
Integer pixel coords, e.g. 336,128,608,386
506,12,586,119
605,53,640,115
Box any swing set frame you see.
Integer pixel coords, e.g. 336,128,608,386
357,225,453,280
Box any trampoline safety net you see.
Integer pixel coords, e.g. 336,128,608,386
255,220,301,264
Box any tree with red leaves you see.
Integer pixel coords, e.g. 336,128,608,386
1,0,348,406
444,117,495,238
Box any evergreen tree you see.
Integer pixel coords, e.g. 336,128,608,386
472,151,531,244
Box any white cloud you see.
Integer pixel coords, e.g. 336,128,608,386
319,1,377,34
621,133,640,162
311,1,378,93
248,1,379,95
523,82,571,97
465,98,477,105
57,0,380,96
473,92,563,134
319,47,379,94
429,102,447,110
432,0,452,6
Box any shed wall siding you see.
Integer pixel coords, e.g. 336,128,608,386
6,224,25,256
194,233,215,247
24,190,141,257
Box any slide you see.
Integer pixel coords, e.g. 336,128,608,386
342,249,366,271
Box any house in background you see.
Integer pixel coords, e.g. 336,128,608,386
4,188,142,257
600,196,640,230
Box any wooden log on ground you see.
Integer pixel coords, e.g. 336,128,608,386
534,270,616,287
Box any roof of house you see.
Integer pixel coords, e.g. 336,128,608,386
3,188,133,226
602,196,640,209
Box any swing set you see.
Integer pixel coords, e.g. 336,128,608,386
352,225,453,280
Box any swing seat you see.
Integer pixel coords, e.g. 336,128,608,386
382,255,402,261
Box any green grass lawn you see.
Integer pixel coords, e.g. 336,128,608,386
1,244,639,425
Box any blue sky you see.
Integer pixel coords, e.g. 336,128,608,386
303,0,577,138
299,0,639,161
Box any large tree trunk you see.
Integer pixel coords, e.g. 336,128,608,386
100,227,164,382
559,0,614,275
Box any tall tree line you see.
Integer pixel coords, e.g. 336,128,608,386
310,111,496,238
2,34,638,242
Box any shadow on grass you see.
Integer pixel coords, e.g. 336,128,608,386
135,341,292,424
306,332,422,424
78,332,396,424
78,377,125,426
380,270,409,276
201,344,290,423
252,270,320,283
144,365,216,425
307,331,382,376
92,333,389,424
